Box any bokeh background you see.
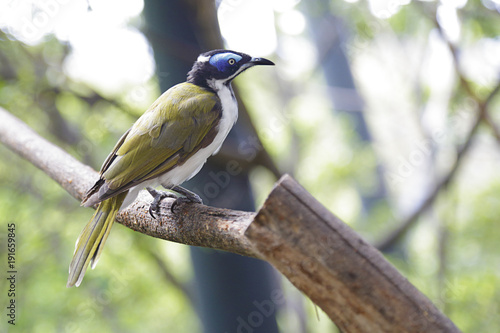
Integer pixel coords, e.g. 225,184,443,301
1,0,499,332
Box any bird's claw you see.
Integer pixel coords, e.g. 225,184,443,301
170,196,202,213
146,187,177,219
147,186,203,216
168,185,203,213
148,200,160,219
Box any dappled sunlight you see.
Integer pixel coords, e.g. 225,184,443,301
1,0,499,331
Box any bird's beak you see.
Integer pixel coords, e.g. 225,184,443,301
232,56,275,79
249,57,275,66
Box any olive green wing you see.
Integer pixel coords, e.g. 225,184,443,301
88,83,221,203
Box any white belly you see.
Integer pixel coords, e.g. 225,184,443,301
159,82,238,186
120,83,238,210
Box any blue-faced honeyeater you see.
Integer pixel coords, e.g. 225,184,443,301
67,50,274,287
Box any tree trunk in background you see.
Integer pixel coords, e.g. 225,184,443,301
142,1,280,332
303,0,387,212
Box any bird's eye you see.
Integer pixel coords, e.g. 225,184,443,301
228,58,236,65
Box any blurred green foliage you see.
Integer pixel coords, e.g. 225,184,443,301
0,34,197,333
1,0,500,331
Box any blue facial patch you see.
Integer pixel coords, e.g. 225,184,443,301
209,52,242,72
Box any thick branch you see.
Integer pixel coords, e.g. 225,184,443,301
0,107,256,257
0,108,459,332
247,176,459,332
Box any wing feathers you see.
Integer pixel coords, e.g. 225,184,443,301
83,83,222,205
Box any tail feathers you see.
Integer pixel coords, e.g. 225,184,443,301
81,178,105,207
67,192,127,288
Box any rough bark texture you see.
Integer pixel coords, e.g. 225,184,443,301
0,108,460,332
117,191,256,257
247,177,460,333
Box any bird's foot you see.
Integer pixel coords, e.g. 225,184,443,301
146,187,177,219
170,186,203,213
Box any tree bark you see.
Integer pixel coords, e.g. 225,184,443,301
0,107,460,332
247,177,460,332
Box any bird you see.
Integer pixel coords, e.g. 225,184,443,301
67,49,274,287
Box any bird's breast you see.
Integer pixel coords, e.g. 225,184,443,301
156,84,238,187
212,83,238,154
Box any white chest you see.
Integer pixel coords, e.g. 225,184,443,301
211,81,238,154
158,82,237,185
121,83,238,209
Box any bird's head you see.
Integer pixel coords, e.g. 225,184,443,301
187,49,274,91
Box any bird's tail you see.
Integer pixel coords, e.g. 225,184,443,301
67,191,128,288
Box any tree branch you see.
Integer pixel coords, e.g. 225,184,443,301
0,107,256,257
376,80,500,251
375,5,500,250
247,177,460,332
0,107,460,332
